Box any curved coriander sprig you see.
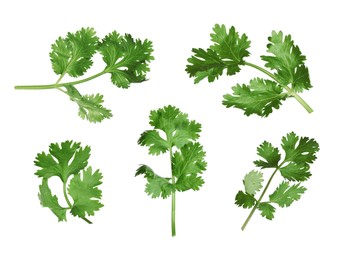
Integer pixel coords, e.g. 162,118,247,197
186,24,313,117
136,105,207,236
235,132,319,230
35,140,103,224
15,28,154,123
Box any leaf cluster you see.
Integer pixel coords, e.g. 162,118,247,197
136,105,207,198
186,24,312,117
235,132,319,220
35,141,103,222
19,27,154,123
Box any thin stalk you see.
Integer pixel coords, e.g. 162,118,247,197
63,182,73,208
243,62,313,113
15,71,106,90
63,181,92,224
241,162,284,231
169,147,176,237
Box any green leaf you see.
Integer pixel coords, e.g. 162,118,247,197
279,162,311,181
186,24,250,83
258,203,276,220
135,165,173,199
138,130,169,155
279,132,319,181
149,105,201,149
172,142,207,179
235,191,256,209
34,141,90,182
50,27,99,77
222,78,288,117
68,167,103,218
281,132,319,164
65,85,112,123
99,31,154,88
243,170,264,195
269,181,306,207
210,24,251,75
38,179,67,222
186,48,226,83
254,141,281,168
261,31,311,92
135,164,156,179
175,173,205,192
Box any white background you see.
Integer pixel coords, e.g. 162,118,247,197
0,0,338,259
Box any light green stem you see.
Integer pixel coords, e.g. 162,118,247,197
15,71,106,90
244,62,313,113
241,162,284,231
63,181,73,208
169,147,176,237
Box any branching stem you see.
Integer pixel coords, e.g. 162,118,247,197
241,162,285,231
15,71,107,90
244,62,313,113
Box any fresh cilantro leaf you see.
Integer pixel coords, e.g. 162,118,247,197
236,133,319,231
186,48,225,83
34,141,90,182
38,179,67,222
135,164,156,179
50,27,99,77
136,106,207,236
99,32,154,88
243,170,264,195
135,165,173,199
279,132,319,181
279,162,311,181
186,25,250,83
138,130,170,155
222,78,288,117
172,142,206,178
34,141,103,223
15,28,154,123
175,173,205,192
68,167,103,218
210,24,251,75
65,85,112,123
258,203,275,220
261,31,312,92
281,132,319,164
173,142,207,191
269,182,306,207
235,191,256,209
145,177,173,199
148,105,201,148
186,25,314,116
254,141,281,168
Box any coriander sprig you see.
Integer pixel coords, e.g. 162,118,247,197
136,105,207,236
15,28,154,123
186,24,313,116
235,132,319,230
35,141,103,224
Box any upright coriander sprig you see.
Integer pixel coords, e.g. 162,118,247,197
15,28,154,123
136,105,207,236
235,132,319,230
186,24,313,117
34,141,103,223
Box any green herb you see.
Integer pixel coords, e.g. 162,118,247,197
136,105,207,236
236,132,319,230
15,28,154,123
186,24,313,116
35,141,103,223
